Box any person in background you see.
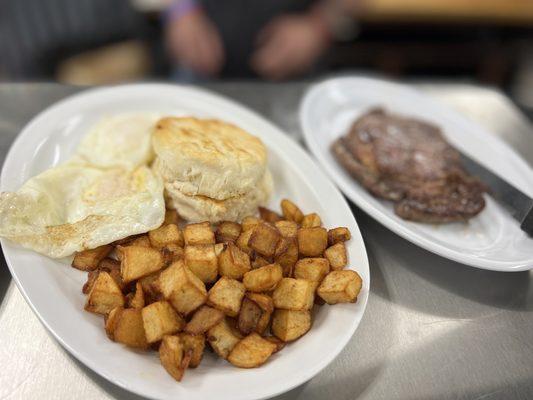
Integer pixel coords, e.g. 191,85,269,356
164,0,356,81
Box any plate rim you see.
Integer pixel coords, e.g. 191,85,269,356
299,76,533,272
0,82,370,400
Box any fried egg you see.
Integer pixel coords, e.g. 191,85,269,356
0,113,165,258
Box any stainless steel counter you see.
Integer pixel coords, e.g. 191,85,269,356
1,81,532,400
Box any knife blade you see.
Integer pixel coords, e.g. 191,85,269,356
459,152,533,236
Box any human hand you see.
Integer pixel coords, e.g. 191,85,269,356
165,8,224,76
251,12,331,80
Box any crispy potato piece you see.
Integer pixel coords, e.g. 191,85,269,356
236,229,254,256
142,300,185,343
246,292,274,313
83,259,125,295
127,282,145,309
84,272,124,315
207,318,242,359
214,243,225,257
237,298,263,335
327,227,351,246
264,336,286,353
274,238,298,278
301,213,322,228
251,254,270,270
104,306,123,340
219,242,251,279
178,333,205,368
280,199,304,223
82,270,99,295
72,245,113,271
185,305,224,334
274,237,290,258
157,261,207,315
297,227,328,257
274,220,298,238
294,258,330,282
272,309,311,342
216,221,242,243
317,270,362,304
118,245,164,283
164,209,181,226
258,207,282,223
227,333,277,368
161,243,184,265
241,216,261,232
114,308,149,349
243,264,283,292
159,335,192,381
184,244,218,283
149,224,183,248
207,277,245,317
249,223,281,258
272,278,315,311
138,271,164,304
128,235,152,248
324,243,348,270
183,222,215,245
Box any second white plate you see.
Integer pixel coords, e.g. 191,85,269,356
300,76,533,271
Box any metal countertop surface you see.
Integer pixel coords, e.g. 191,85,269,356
0,81,532,400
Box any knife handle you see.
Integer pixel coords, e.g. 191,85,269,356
520,204,533,236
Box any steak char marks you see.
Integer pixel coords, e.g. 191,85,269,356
331,108,486,223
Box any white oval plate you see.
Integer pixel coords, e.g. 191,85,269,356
300,76,533,272
0,84,369,400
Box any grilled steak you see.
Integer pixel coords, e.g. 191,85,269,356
331,108,486,223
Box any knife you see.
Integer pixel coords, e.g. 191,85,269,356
459,152,533,236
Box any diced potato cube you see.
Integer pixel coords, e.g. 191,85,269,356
327,227,351,245
272,278,315,311
128,235,152,248
274,238,298,277
243,264,283,292
207,318,242,359
214,243,225,257
251,254,270,270
178,333,205,368
274,220,298,238
157,261,207,315
184,244,218,283
236,229,254,256
164,209,181,226
227,333,277,368
258,207,282,223
127,282,145,309
84,272,124,315
118,245,164,283
138,271,164,304
161,243,184,265
207,277,245,317
149,224,183,248
185,305,224,334
159,335,191,381
141,300,185,343
280,199,303,223
239,293,273,335
294,258,330,282
248,223,280,258
72,245,113,271
104,306,123,340
99,258,126,291
113,308,149,349
218,242,251,279
301,213,322,228
215,221,242,243
183,222,215,245
241,216,261,232
272,309,311,342
317,270,362,304
324,242,347,270
297,227,328,257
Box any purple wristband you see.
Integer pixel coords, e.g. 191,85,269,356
163,0,200,24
